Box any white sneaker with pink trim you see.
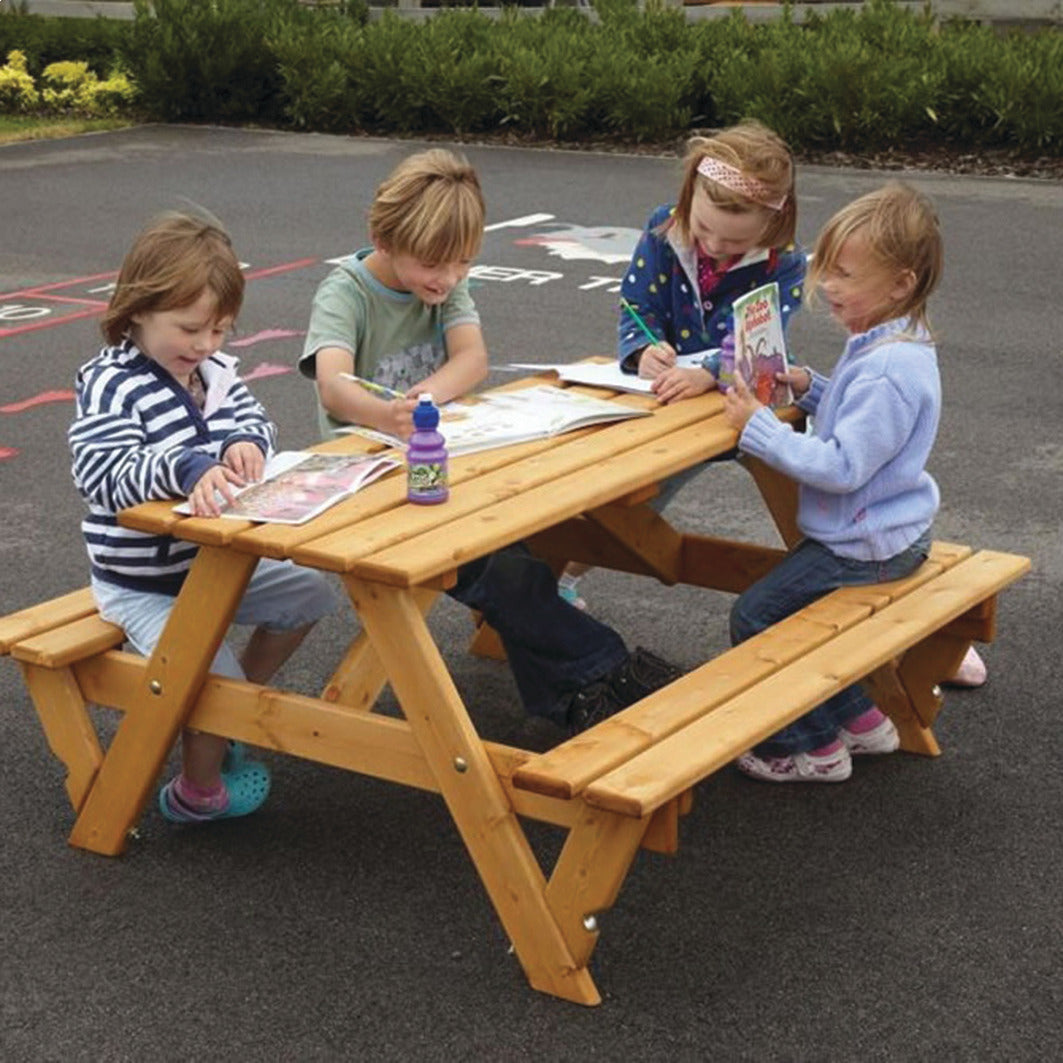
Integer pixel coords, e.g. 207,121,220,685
840,715,900,755
736,745,852,783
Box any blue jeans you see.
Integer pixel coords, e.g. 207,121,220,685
729,533,931,756
450,543,628,724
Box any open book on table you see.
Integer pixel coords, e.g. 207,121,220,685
173,450,400,525
504,352,716,395
338,384,650,456
721,281,793,407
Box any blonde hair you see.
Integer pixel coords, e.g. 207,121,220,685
810,181,943,333
368,148,485,263
102,211,244,345
669,119,796,249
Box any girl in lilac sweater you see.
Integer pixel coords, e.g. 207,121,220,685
723,182,947,784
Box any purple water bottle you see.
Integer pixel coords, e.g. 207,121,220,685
406,394,449,505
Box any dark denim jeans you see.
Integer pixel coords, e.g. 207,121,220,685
449,543,628,724
729,532,932,756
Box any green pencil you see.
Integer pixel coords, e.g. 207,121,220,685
619,297,660,348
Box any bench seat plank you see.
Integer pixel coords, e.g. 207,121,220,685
583,549,1030,818
12,615,125,668
0,588,99,654
512,542,973,801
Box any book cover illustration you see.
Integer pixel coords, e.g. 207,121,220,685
727,282,793,407
174,451,400,525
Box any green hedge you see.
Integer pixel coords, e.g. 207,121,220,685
2,0,1062,155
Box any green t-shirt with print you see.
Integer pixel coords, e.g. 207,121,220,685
299,248,481,438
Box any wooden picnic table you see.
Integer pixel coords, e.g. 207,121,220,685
51,371,802,1005
13,368,1025,1006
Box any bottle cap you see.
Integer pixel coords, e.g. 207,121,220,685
412,393,439,429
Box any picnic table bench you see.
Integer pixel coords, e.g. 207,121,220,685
0,373,1029,1005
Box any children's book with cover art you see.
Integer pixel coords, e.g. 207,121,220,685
724,282,793,407
174,451,400,525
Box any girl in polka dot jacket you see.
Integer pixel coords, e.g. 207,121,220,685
617,120,806,405
559,122,808,612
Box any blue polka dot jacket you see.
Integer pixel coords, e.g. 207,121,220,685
617,204,807,372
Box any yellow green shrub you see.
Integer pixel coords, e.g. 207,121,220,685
80,71,137,116
0,50,39,113
41,59,93,110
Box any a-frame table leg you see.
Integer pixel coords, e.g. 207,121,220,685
345,575,601,1005
68,548,257,856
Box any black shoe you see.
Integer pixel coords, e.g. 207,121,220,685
607,646,682,709
564,678,626,736
564,648,682,736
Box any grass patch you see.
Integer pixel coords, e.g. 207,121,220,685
0,114,132,145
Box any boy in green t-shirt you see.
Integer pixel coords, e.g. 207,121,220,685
299,148,680,736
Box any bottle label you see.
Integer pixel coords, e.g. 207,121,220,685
408,460,448,500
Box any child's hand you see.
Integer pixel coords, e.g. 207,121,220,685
380,397,418,441
723,372,763,432
652,366,716,405
189,464,245,517
223,441,265,483
637,342,677,379
778,366,813,398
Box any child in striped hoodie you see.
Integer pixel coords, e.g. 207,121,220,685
69,211,336,822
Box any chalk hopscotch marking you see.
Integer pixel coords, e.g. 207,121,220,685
229,329,304,348
241,362,294,382
0,389,76,414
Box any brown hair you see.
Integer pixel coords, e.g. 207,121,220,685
809,181,943,333
368,148,485,264
101,212,244,346
669,119,796,249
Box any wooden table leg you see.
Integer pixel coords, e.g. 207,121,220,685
346,575,602,1005
740,453,801,548
545,806,649,968
68,547,257,856
323,587,439,709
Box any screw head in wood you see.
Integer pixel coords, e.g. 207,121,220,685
453,756,468,773
149,680,162,695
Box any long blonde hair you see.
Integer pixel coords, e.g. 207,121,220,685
668,120,796,250
810,182,943,333
369,148,485,264
102,211,244,345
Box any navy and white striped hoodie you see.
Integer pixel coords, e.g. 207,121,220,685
69,340,275,595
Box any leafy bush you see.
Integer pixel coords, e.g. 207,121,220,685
40,59,92,110
0,50,39,112
121,0,321,123
0,13,128,77
1,0,1061,158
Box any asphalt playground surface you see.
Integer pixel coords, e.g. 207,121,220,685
1,126,1060,1061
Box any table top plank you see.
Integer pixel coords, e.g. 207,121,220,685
290,393,738,574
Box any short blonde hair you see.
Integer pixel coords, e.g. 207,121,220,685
369,148,485,263
669,120,796,249
102,212,244,345
810,181,943,332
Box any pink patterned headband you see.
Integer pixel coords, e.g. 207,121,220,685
696,156,788,212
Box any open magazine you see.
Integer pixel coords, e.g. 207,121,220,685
504,352,717,395
174,450,400,525
339,384,649,456
720,281,793,407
